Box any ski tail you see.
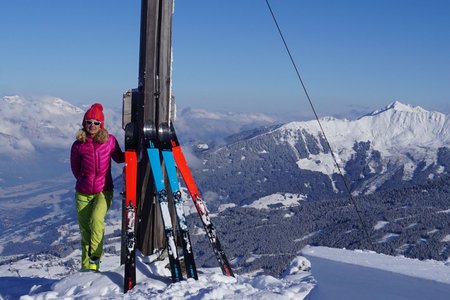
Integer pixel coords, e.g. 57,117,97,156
123,150,138,292
162,149,198,280
169,124,235,277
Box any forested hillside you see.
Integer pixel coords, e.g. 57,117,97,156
190,175,450,276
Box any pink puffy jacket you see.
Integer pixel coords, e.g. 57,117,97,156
70,129,124,194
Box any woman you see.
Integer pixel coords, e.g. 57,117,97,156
70,103,124,271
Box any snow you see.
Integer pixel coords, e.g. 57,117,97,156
297,153,339,176
294,231,320,243
217,203,236,212
283,212,295,218
303,246,450,300
442,235,450,242
302,246,450,284
373,220,389,230
197,143,209,150
2,251,315,299
369,101,429,115
2,246,449,299
243,193,307,209
377,233,400,243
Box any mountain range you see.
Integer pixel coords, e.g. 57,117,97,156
0,95,277,186
193,101,450,208
1,95,449,206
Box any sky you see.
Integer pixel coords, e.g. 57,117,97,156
1,0,449,119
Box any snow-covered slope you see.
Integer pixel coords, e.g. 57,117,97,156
286,101,449,193
303,246,450,300
292,101,449,175
3,254,314,299
2,244,449,299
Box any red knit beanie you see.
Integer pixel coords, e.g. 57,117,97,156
83,103,105,129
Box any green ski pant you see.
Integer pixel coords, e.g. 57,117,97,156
76,190,113,270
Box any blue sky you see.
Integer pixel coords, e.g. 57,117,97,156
1,0,449,119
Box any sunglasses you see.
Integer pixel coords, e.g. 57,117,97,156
86,120,101,126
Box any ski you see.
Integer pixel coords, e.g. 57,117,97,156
122,125,138,292
168,123,234,277
145,124,183,283
160,127,198,279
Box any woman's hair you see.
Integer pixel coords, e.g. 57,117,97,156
75,128,109,143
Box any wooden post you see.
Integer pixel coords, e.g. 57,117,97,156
135,0,175,256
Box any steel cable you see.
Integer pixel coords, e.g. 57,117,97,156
265,0,374,250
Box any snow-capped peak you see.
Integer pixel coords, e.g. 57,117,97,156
369,101,429,116
2,95,25,105
42,96,84,114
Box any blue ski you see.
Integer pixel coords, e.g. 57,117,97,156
147,142,183,283
162,149,198,280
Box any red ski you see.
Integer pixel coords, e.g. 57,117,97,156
169,124,234,277
123,150,138,292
